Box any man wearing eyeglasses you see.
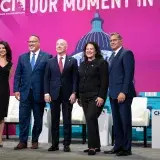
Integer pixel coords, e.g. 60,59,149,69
14,35,52,150
104,33,136,156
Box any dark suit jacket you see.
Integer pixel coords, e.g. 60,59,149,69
79,58,109,100
14,51,52,102
109,47,136,99
44,55,79,101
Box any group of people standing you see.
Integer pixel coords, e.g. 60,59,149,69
0,32,136,156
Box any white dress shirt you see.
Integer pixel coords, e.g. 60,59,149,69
114,46,122,56
57,54,66,67
30,49,40,62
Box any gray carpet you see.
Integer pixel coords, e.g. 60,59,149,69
0,139,160,160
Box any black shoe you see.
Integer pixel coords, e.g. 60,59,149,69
104,148,122,154
48,146,59,151
0,144,3,148
84,148,101,152
116,150,132,156
64,145,71,152
88,149,96,155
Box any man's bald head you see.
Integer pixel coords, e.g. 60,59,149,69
56,39,68,55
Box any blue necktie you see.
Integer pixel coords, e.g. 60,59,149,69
30,53,36,70
108,52,115,67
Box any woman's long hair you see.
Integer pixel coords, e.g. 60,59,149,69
0,41,12,62
83,42,103,61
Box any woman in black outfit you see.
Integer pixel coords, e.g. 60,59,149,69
0,41,13,147
78,42,109,155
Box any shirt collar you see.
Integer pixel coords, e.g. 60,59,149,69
57,54,66,60
31,49,40,55
114,46,122,56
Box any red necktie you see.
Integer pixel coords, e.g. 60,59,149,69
58,57,63,73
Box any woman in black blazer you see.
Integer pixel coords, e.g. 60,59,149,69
78,42,109,155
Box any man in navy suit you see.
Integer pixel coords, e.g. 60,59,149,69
14,35,52,150
104,33,136,156
44,39,78,152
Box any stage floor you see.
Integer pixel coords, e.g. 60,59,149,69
0,139,160,160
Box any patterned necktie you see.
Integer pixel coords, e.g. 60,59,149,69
108,52,115,67
30,53,36,70
59,57,63,73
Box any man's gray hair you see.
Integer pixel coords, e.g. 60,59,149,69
110,32,122,40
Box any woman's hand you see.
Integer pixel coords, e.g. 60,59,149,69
95,97,104,107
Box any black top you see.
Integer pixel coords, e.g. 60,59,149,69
79,59,109,100
0,62,12,121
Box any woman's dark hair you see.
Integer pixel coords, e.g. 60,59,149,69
0,41,12,62
83,42,103,61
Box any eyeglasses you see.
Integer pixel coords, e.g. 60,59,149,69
110,39,120,42
27,41,38,44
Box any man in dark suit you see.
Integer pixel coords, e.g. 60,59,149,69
44,39,78,152
104,33,136,156
14,35,52,150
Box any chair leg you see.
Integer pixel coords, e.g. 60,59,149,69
82,124,86,144
112,125,114,146
144,126,147,147
6,123,9,139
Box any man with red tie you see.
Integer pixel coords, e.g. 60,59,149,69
44,39,79,152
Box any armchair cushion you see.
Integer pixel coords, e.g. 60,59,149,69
4,96,19,123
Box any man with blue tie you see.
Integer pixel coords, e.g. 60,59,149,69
104,33,136,156
14,35,52,150
44,39,78,152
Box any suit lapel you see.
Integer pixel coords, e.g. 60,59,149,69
26,52,32,71
109,47,123,72
55,55,70,74
33,51,43,71
54,56,61,74
62,56,69,74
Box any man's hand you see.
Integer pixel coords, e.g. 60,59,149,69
44,94,51,103
77,99,82,107
117,92,126,103
15,92,20,101
95,97,104,107
69,93,76,104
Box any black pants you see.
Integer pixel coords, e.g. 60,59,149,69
80,95,103,148
50,94,73,147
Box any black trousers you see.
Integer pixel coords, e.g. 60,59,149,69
50,92,73,147
80,95,103,148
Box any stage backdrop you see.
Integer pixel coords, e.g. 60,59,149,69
0,0,159,136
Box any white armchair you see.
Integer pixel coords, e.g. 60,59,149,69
4,96,19,139
111,97,150,147
131,97,150,147
60,102,86,124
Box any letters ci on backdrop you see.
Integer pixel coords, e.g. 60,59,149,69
0,0,154,15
